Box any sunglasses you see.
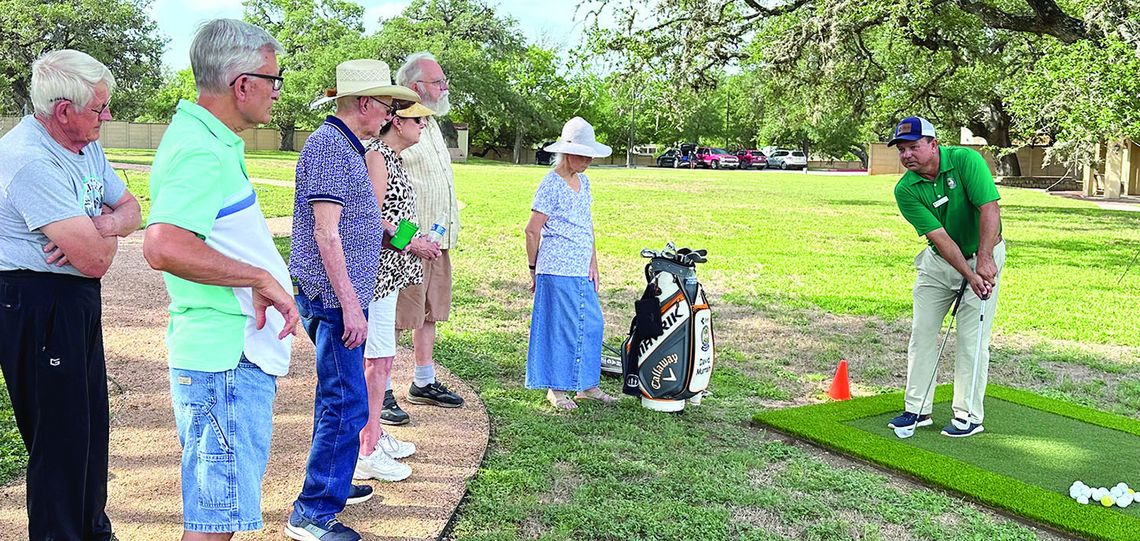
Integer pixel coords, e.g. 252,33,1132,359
229,72,284,91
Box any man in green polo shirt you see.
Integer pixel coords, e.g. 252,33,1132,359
885,116,1007,438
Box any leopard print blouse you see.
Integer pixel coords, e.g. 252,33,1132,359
368,139,424,300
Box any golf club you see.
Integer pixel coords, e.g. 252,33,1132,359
952,294,989,432
894,280,969,439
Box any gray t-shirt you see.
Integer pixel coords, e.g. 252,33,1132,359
0,115,126,276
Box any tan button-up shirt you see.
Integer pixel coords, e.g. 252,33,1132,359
402,117,460,249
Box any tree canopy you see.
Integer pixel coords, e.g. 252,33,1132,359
0,0,165,119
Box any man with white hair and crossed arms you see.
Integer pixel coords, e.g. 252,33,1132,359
0,48,141,540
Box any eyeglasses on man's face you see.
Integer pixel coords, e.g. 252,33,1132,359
53,98,110,117
230,72,284,91
366,96,394,113
417,77,448,90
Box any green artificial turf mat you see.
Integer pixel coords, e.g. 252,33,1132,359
847,398,1140,518
754,385,1140,540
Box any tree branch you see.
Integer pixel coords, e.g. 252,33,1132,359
954,0,1090,43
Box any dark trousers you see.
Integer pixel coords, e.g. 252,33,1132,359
0,271,112,541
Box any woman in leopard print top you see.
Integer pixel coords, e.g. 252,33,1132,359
355,101,440,481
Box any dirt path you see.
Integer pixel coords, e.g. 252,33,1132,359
0,232,489,540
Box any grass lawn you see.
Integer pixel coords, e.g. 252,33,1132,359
756,385,1140,540
105,148,300,183
6,153,1138,539
434,163,1140,540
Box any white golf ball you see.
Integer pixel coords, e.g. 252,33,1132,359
1119,493,1135,508
1077,495,1090,505
1118,482,1129,490
1112,487,1126,499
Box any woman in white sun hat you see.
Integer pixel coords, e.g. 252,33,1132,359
524,117,617,410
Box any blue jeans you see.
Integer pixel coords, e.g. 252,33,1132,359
170,357,277,532
291,289,369,524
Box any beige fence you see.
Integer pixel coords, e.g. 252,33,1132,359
0,116,312,151
868,142,1072,177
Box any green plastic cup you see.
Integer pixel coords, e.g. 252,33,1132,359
390,219,419,249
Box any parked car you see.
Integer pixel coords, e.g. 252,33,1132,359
535,141,556,165
735,149,767,169
656,148,678,167
695,147,740,169
673,143,698,168
767,149,808,170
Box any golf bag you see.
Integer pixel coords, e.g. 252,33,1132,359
619,243,715,412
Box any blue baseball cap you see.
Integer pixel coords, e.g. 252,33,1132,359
887,116,936,146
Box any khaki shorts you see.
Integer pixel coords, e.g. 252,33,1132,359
396,250,452,330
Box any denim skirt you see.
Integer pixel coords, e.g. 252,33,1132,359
526,274,604,392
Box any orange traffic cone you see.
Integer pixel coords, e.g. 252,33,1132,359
828,359,852,401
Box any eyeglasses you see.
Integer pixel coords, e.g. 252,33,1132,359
399,116,427,126
229,72,284,91
53,98,110,116
417,78,448,90
366,96,394,113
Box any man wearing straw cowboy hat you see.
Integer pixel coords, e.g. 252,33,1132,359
285,58,421,541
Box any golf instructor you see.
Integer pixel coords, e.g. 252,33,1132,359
885,116,1006,438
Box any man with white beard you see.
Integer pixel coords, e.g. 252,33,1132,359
383,52,464,425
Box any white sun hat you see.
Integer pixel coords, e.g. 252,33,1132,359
543,117,612,158
310,59,420,109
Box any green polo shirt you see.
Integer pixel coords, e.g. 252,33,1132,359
894,146,1000,257
148,100,293,376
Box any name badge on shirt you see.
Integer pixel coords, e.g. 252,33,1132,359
933,196,949,208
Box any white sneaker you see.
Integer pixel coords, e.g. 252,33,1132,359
353,448,412,482
377,433,416,459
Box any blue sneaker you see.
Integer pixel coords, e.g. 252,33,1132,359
346,484,373,505
284,515,361,541
941,420,984,437
887,412,932,429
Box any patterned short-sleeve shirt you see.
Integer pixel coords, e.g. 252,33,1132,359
369,140,423,300
532,170,594,277
289,116,383,309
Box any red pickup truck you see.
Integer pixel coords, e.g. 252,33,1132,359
694,147,740,169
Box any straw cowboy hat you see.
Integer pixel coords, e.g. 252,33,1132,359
310,59,420,109
543,117,612,158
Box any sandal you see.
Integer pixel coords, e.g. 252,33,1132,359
547,390,577,410
576,387,618,405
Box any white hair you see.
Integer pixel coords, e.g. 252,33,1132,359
30,50,116,117
190,19,283,94
551,153,564,169
395,51,438,87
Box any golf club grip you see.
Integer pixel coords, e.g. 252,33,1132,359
950,280,968,316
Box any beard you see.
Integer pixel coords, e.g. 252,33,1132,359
423,90,451,116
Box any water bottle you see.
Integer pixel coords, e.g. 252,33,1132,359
427,213,446,244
